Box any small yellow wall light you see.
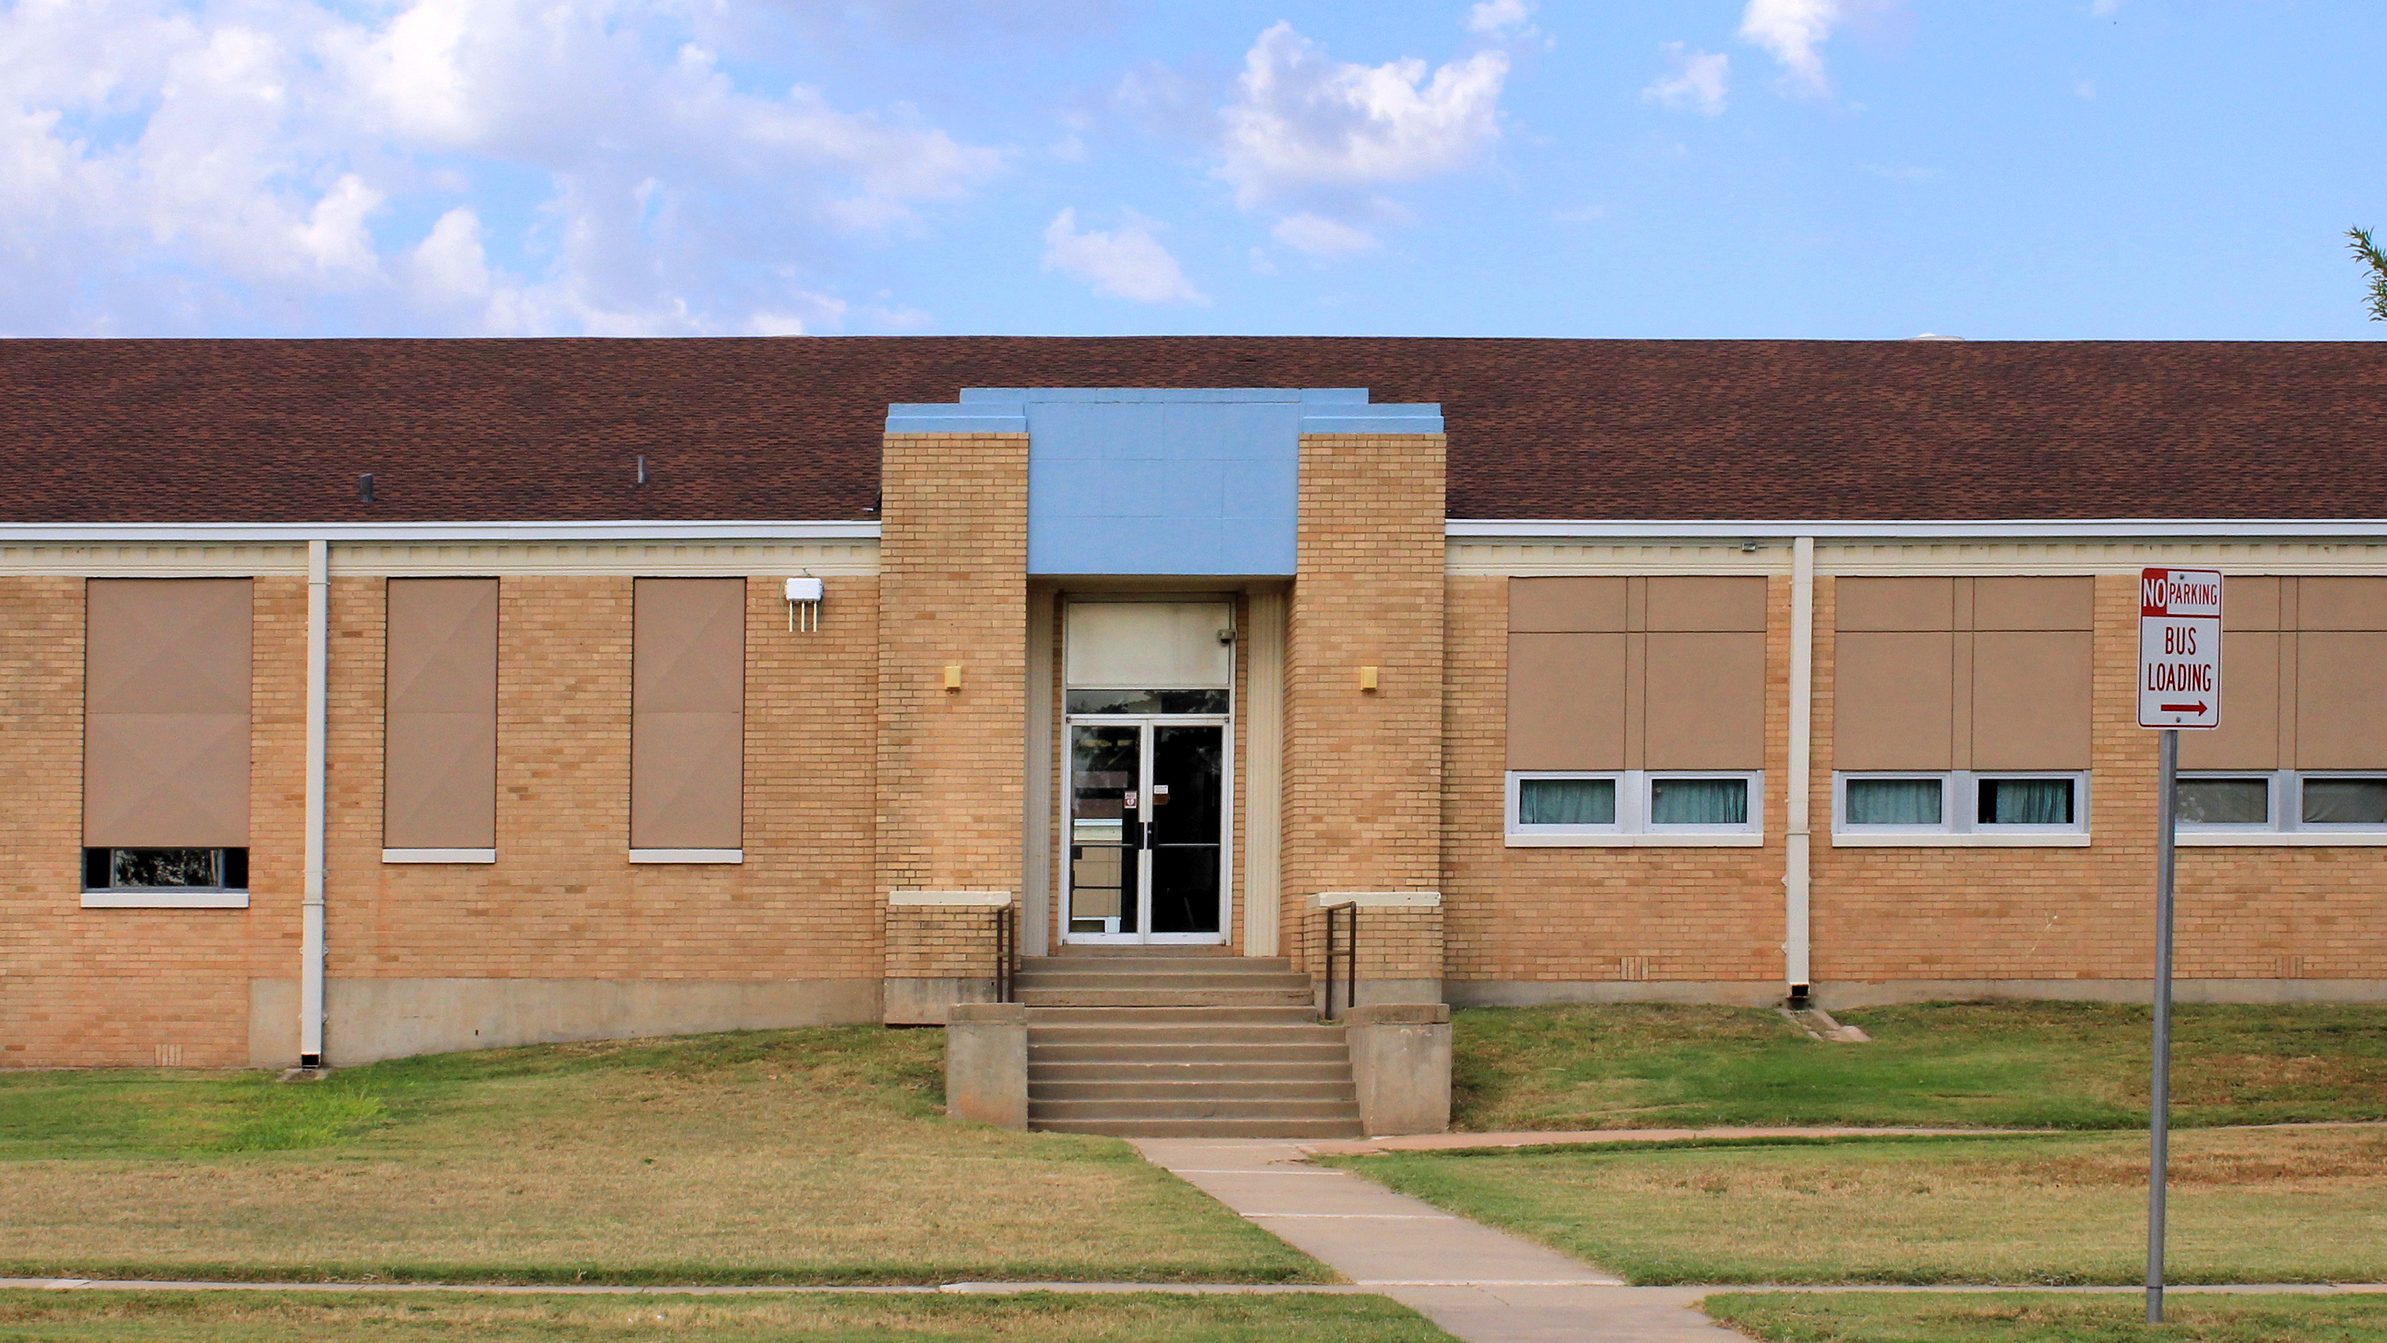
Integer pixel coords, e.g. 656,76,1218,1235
1358,665,1380,693
944,664,964,692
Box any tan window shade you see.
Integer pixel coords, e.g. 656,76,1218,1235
1643,631,1766,768
84,579,251,847
2297,630,2387,769
1971,631,2092,769
632,578,745,849
1833,631,1955,770
2181,630,2280,769
1506,576,1765,771
1508,577,1626,633
384,579,498,850
1507,633,1626,769
1834,577,2090,771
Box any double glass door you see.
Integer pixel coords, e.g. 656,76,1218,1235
1067,717,1227,942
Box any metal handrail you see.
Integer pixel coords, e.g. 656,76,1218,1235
993,904,1016,1004
1321,900,1357,1021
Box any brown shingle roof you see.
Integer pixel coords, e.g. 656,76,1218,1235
2,336,2380,523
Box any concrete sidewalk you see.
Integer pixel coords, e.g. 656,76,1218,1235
1135,1137,1743,1342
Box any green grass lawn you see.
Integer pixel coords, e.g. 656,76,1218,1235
1327,1126,2387,1285
0,1290,1453,1342
0,1028,1320,1285
1704,1291,2387,1342
1452,1001,2387,1131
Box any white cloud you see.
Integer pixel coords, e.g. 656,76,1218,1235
0,0,1005,335
1218,22,1507,209
1041,208,1207,304
1272,212,1380,260
1644,43,1729,116
2091,0,2125,14
1465,0,1536,38
1738,0,1897,98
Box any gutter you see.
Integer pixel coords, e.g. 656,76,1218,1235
1448,518,2387,541
301,540,328,1070
1783,537,1815,1007
0,520,881,544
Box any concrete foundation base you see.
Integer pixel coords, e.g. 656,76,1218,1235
945,1001,1028,1128
1346,1002,1452,1136
1446,980,1785,1008
249,976,882,1068
882,977,1000,1026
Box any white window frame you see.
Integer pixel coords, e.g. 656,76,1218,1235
1832,771,2091,847
2179,769,2387,846
1505,770,1763,847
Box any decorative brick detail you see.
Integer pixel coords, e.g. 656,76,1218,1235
1284,433,1447,985
876,432,1029,1007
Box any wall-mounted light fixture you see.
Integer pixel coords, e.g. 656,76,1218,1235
944,664,964,692
1358,665,1380,693
784,576,823,632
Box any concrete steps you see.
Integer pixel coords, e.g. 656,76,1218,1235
1022,952,1360,1139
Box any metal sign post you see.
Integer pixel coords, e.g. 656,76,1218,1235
2137,567,2222,1324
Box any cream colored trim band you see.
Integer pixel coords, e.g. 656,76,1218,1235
889,890,1014,906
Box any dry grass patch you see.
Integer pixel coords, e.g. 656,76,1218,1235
1704,1291,2387,1342
0,1289,1453,1342
1329,1126,2387,1285
0,1028,1320,1284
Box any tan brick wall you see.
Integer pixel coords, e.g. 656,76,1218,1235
322,573,882,986
876,433,1028,990
1306,904,1444,985
0,577,304,1069
1811,572,2387,984
883,905,1014,979
1285,434,1447,979
1439,573,1791,989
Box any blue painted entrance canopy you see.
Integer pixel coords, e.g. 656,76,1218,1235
882,388,1442,577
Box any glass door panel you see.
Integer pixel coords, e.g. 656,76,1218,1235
1068,724,1140,937
1149,724,1224,936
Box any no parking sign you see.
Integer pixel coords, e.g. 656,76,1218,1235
2138,568,2222,730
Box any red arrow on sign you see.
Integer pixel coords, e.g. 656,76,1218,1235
2159,702,2208,714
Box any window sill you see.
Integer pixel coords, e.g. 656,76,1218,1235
629,849,744,864
1832,832,2091,848
1505,833,1763,848
2177,832,2387,847
80,889,250,909
383,848,496,864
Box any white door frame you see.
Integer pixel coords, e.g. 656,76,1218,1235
1061,712,1233,945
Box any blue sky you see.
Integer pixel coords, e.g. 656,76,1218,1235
4,0,2381,339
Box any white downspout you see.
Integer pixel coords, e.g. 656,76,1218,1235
301,539,329,1069
1783,536,1816,1005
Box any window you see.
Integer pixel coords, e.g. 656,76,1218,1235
83,847,248,892
1834,772,2089,844
2174,770,2387,841
1506,771,1762,845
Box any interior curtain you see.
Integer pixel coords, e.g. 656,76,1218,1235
1847,778,1942,825
1650,778,1747,825
1521,778,1615,825
1985,779,2072,825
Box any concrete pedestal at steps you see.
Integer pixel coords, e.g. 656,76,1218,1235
942,950,1451,1137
